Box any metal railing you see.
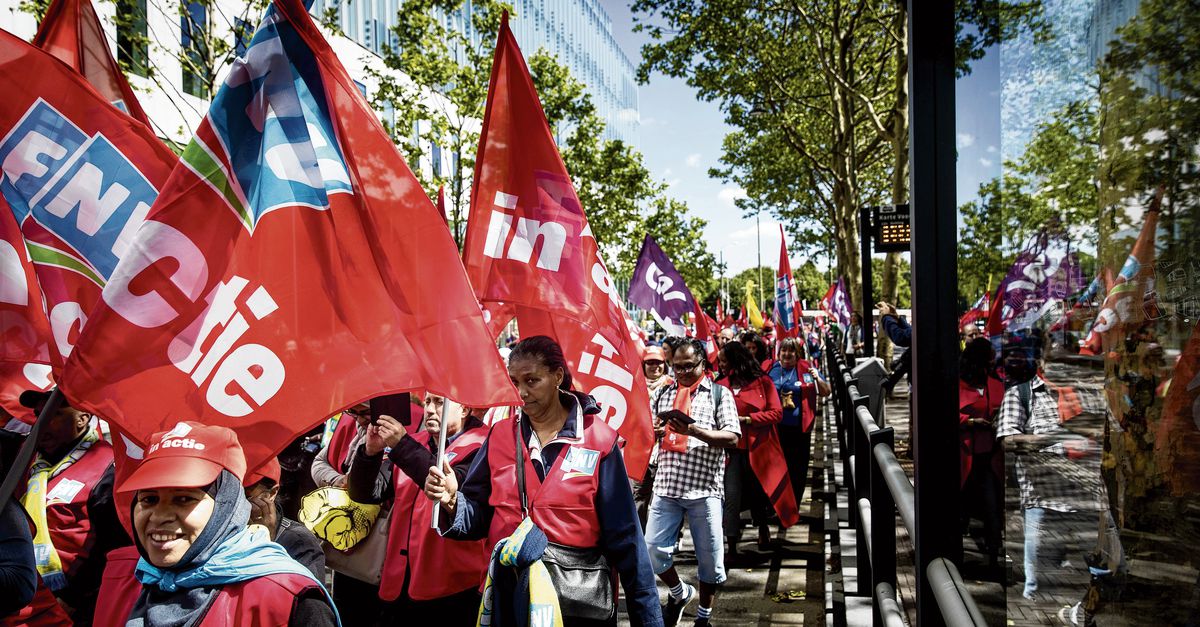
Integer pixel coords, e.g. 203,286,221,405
824,336,986,627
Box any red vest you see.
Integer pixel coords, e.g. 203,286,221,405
326,415,359,473
379,427,489,602
2,439,113,627
94,546,322,626
486,414,619,549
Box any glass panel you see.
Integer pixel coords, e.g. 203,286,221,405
956,1,1200,623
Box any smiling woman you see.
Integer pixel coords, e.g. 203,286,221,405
93,422,339,627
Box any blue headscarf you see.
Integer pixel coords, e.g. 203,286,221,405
126,470,339,627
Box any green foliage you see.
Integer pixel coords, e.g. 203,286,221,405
367,0,704,275
871,256,910,308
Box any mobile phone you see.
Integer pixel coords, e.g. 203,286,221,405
656,409,694,425
371,393,412,426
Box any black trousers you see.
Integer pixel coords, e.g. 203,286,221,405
332,571,386,626
777,423,813,508
723,448,772,542
382,585,482,625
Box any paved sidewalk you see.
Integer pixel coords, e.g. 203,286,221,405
620,415,830,626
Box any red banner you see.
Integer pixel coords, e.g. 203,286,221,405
1155,321,1200,496
59,0,518,471
32,0,151,127
0,200,54,422
0,29,178,375
462,14,652,477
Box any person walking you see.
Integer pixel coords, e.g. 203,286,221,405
715,343,799,555
94,421,337,626
425,336,663,627
644,338,741,627
767,337,830,510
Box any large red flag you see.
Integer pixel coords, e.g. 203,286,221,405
0,201,54,423
32,0,151,127
462,14,653,477
0,28,177,372
59,0,519,471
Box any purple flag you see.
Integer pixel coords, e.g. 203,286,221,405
820,277,853,328
628,235,695,335
994,234,1087,332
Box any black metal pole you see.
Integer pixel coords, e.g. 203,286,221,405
0,387,64,506
860,206,875,358
908,1,961,626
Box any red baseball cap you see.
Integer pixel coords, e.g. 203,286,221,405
243,457,281,488
118,422,247,493
643,346,666,362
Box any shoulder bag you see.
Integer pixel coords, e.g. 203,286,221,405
516,422,615,621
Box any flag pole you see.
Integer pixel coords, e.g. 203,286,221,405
431,397,453,529
0,387,63,506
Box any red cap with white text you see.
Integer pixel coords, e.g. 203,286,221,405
117,421,247,493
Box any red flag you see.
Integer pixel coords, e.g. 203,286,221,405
436,185,448,223
693,299,718,364
1155,320,1200,496
0,28,178,374
0,201,55,423
716,297,724,324
32,0,151,127
959,291,990,328
1090,189,1163,351
462,14,653,477
59,0,518,473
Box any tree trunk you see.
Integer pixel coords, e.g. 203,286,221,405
877,0,909,362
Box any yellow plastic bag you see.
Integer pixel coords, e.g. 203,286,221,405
298,486,381,551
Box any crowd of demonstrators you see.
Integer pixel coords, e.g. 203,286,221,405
426,336,664,627
645,338,740,627
715,342,794,555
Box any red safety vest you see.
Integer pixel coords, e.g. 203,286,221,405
94,546,321,626
379,427,489,602
1,439,113,627
486,413,618,549
326,415,359,473
719,375,800,528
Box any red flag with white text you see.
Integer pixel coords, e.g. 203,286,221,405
59,0,519,472
462,14,652,477
0,29,178,374
0,201,54,423
33,0,151,127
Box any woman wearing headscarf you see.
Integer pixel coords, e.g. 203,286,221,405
717,342,799,554
94,421,338,626
425,336,663,627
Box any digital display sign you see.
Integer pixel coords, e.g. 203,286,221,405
873,204,910,253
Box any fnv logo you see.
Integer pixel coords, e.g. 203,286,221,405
183,12,352,233
0,99,158,283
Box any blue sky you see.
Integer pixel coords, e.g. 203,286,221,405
601,1,1004,277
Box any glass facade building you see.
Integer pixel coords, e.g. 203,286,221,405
314,0,639,146
955,0,1200,622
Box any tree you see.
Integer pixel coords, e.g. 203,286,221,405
367,0,704,276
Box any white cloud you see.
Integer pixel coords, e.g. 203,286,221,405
979,157,994,167
956,133,976,149
986,145,998,154
718,186,747,208
666,178,681,188
662,167,673,177
685,153,702,167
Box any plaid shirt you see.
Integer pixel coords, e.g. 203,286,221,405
651,376,741,500
996,377,1102,512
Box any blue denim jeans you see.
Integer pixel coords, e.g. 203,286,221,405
644,495,726,585
1023,506,1046,599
